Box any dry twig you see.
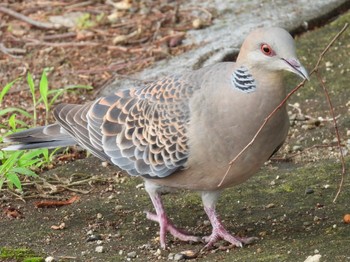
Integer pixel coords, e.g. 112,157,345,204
0,6,63,30
34,195,80,208
218,23,349,195
315,71,346,202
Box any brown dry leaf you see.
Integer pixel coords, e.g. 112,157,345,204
181,250,198,259
51,222,66,230
3,207,24,219
34,195,80,208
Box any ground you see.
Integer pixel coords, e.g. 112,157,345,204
0,2,350,262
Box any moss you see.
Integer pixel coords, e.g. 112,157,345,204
23,258,45,262
0,247,43,262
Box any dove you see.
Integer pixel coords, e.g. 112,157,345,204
3,27,308,249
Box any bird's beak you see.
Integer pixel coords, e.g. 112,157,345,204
282,58,309,81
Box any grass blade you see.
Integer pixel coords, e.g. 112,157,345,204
6,172,22,190
0,78,21,104
27,72,37,126
11,167,38,177
0,107,33,118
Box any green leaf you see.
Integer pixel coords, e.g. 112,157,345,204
0,78,21,104
49,89,64,107
18,148,51,167
6,172,22,190
10,118,28,128
0,107,33,118
27,72,36,98
0,151,23,174
8,114,17,131
39,70,49,110
18,158,43,168
11,167,38,177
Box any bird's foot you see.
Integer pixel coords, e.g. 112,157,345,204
203,225,258,249
145,211,202,248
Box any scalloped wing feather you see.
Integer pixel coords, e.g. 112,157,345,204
54,74,198,178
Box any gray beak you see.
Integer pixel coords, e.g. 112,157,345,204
282,58,309,81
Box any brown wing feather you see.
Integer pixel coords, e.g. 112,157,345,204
53,74,199,178
91,74,198,177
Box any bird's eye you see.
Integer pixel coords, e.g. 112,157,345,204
260,44,274,56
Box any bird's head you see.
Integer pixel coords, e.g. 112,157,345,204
237,27,309,80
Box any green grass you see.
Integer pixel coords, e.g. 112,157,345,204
0,247,44,262
0,69,92,191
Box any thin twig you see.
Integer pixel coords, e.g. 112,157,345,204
315,71,346,202
218,23,349,187
0,43,25,58
0,6,63,30
218,80,306,187
3,189,26,202
270,143,344,161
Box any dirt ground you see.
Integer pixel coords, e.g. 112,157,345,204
0,2,350,262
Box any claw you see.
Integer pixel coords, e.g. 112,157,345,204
145,211,202,248
203,205,258,249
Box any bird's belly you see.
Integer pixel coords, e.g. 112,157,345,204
147,109,289,191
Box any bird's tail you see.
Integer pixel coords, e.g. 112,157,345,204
2,123,76,150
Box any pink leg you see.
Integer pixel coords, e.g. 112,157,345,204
201,191,257,249
203,206,257,248
147,191,201,248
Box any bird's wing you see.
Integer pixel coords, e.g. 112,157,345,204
53,74,199,178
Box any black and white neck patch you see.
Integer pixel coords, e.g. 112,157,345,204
231,66,256,93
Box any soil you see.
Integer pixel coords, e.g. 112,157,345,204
0,2,350,262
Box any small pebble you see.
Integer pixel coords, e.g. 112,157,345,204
292,145,302,151
95,246,104,253
96,240,103,245
325,61,333,67
305,188,314,194
115,205,124,210
135,183,144,189
127,251,137,258
87,234,102,242
45,256,55,262
266,203,275,209
304,254,321,262
313,216,321,222
96,213,103,219
174,253,184,261
168,253,175,260
203,220,211,226
192,18,204,29
181,250,197,259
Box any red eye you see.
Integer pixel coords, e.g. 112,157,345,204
260,44,274,56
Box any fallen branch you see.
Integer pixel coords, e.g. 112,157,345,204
218,23,349,191
34,195,80,208
0,6,63,30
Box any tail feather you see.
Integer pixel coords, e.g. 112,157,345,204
2,123,77,150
